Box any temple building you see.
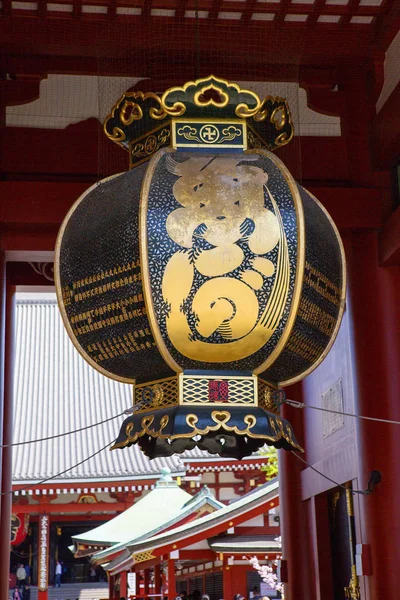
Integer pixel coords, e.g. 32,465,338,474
72,468,281,600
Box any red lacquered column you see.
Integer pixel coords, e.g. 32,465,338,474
222,556,233,600
120,571,128,598
154,563,161,595
144,567,151,596
37,514,50,600
0,262,15,600
278,382,314,600
167,557,176,600
348,230,400,600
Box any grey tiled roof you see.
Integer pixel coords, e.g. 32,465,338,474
12,297,185,484
208,535,281,552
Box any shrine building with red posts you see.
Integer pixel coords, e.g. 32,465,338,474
72,467,281,600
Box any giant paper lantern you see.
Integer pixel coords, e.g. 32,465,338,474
55,76,346,459
11,514,30,546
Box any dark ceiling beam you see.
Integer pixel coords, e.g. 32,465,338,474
339,0,361,26
306,0,326,28
0,17,381,68
0,52,345,85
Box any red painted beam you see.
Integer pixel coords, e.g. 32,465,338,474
0,76,43,107
1,122,350,183
0,120,111,178
12,501,128,513
179,550,215,560
305,186,390,230
1,181,89,224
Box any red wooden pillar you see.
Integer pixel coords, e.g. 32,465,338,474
348,231,400,600
0,264,15,600
154,563,161,595
144,567,151,596
279,383,314,600
229,564,247,596
308,494,334,600
37,514,50,600
109,574,116,600
222,557,233,600
167,557,176,600
120,571,128,598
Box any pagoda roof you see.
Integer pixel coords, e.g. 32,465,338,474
72,472,223,554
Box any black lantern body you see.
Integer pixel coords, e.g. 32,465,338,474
55,77,345,459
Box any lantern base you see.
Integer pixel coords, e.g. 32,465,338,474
111,405,303,459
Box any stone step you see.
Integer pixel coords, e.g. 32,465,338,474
13,583,109,600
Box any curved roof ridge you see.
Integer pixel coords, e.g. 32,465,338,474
73,482,193,547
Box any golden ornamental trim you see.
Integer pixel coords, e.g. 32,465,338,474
132,550,156,564
111,408,303,452
103,75,294,158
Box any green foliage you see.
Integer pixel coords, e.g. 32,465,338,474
260,446,278,480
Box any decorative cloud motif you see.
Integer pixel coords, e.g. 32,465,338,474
177,125,201,143
220,125,242,142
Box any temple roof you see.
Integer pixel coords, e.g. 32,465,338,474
12,296,185,484
125,477,279,555
72,471,224,552
96,478,279,573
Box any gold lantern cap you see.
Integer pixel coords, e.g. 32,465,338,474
103,75,294,167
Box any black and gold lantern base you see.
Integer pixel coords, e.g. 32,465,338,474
111,405,302,459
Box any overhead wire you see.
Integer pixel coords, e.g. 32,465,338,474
6,395,400,451
0,440,112,496
3,386,390,498
283,397,400,425
0,406,134,448
273,389,383,495
290,451,381,496
271,388,400,426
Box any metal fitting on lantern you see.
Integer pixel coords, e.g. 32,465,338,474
103,75,294,168
55,76,346,460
